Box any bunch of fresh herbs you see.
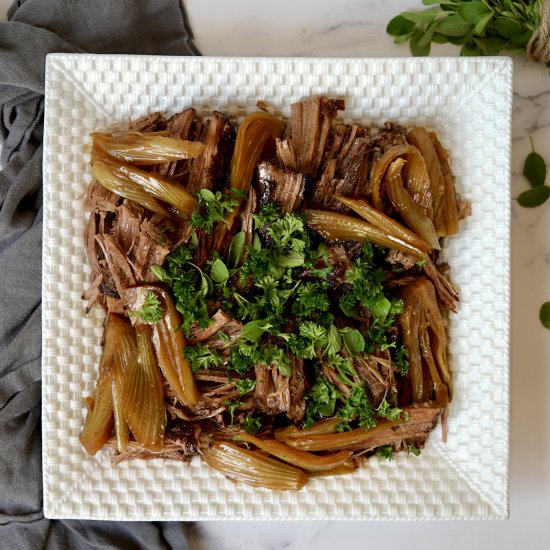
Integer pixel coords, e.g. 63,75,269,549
387,0,542,59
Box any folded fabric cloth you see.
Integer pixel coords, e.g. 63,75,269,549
0,1,198,548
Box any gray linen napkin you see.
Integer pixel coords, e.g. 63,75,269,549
0,1,198,547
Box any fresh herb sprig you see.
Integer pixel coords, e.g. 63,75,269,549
135,291,163,323
184,343,224,372
190,188,239,233
387,0,542,59
242,415,262,433
151,247,211,336
517,137,550,207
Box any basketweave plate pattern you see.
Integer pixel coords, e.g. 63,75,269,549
42,54,512,521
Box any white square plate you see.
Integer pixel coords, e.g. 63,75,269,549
42,54,512,520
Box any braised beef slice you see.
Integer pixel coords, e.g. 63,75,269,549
257,161,305,213
187,111,235,193
83,179,120,213
283,97,345,178
165,421,201,456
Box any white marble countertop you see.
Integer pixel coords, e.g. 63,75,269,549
182,1,550,549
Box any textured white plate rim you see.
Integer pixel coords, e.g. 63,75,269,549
42,54,512,521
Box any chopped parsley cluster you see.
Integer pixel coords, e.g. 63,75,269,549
154,195,411,433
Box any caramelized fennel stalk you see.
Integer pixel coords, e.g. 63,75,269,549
399,277,452,405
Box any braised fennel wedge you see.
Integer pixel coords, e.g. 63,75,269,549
80,96,468,490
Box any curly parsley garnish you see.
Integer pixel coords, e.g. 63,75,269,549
152,246,211,337
184,344,224,372
136,291,163,323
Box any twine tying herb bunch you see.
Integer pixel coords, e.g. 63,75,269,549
387,0,550,66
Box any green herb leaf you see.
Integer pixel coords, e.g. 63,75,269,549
410,29,431,56
417,20,439,47
336,385,376,432
460,42,484,56
242,415,262,433
407,443,421,456
386,15,416,36
235,378,256,395
227,231,246,268
190,189,238,233
430,31,449,44
389,1,540,62
393,345,410,376
150,264,171,283
377,445,394,460
474,12,493,34
377,398,404,421
394,33,414,45
340,327,365,356
401,9,438,24
326,324,343,356
198,188,216,202
539,302,550,330
252,233,261,251
291,281,331,319
265,346,292,377
523,140,546,187
240,319,273,342
437,15,472,37
510,29,533,47
228,348,254,376
516,186,550,208
162,246,212,336
184,344,224,372
296,322,328,359
198,269,213,297
276,250,305,268
223,398,242,426
136,291,163,323
304,375,341,427
484,36,509,53
457,2,491,25
210,258,230,284
328,354,357,386
494,16,523,39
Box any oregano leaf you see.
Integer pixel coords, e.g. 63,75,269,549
516,186,550,208
386,15,415,36
227,231,246,268
461,42,484,56
210,258,230,283
474,12,494,35
540,302,550,330
401,9,439,24
457,2,491,25
494,16,523,39
198,188,216,202
523,139,546,187
410,30,431,56
437,15,472,37
418,20,439,47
